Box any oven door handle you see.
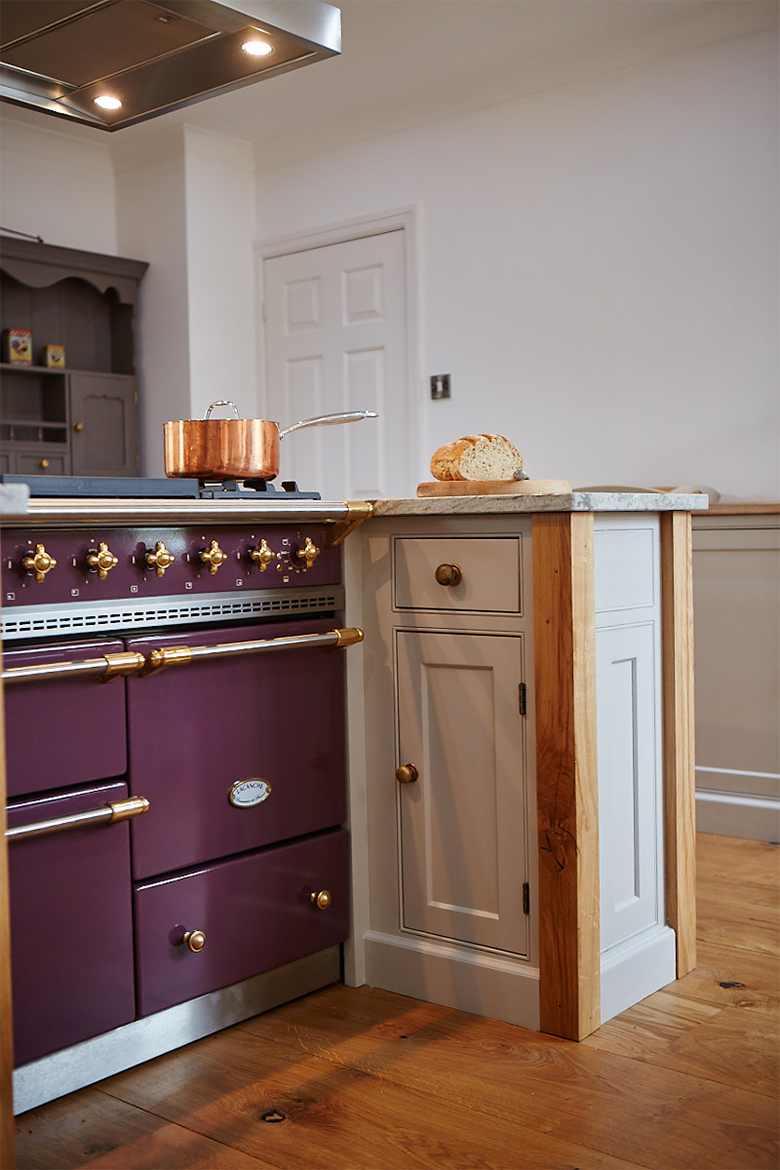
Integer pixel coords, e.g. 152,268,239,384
5,796,150,842
144,626,364,673
1,651,146,686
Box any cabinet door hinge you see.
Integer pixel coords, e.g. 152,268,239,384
522,882,530,915
518,681,526,716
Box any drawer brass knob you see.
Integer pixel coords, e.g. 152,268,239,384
396,763,419,785
87,542,119,579
22,543,57,582
435,563,462,587
38,458,50,470
183,929,206,953
310,890,332,910
294,536,320,570
249,538,275,570
145,541,176,577
199,539,227,574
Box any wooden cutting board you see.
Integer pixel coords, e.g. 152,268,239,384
417,478,572,497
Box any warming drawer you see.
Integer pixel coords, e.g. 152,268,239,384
7,780,138,1065
134,828,350,1016
125,617,348,880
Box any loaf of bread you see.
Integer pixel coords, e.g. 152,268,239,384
430,433,523,481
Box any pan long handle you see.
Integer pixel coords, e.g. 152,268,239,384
279,410,377,439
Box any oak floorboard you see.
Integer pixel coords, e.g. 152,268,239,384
662,939,779,1012
14,1086,274,1170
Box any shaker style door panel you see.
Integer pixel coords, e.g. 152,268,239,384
126,618,347,879
69,372,138,477
395,630,530,956
134,829,349,1016
7,780,137,1065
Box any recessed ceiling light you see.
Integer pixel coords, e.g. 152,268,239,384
94,95,122,110
241,40,273,57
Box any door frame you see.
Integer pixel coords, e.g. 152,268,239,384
255,205,424,494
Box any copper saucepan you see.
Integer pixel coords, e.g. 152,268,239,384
164,400,378,481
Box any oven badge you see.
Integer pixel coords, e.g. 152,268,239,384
229,778,271,808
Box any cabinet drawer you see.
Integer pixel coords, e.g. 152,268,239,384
134,829,349,1016
394,537,522,614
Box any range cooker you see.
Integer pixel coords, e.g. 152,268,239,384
1,477,370,1113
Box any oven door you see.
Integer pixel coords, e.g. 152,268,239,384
126,616,347,880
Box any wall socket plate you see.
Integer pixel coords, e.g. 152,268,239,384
431,374,451,400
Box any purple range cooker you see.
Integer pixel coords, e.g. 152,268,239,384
1,475,370,1113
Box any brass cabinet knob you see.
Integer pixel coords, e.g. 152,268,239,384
435,563,462,587
73,422,84,433
199,539,227,575
396,763,419,784
87,542,119,579
145,541,176,577
183,929,206,953
294,536,320,570
310,890,332,910
22,543,57,582
248,538,275,570
38,458,50,470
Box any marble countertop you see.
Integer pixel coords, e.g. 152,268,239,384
371,491,710,517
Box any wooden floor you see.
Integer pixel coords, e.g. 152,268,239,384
14,833,780,1170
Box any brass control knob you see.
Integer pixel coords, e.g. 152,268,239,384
199,539,227,575
183,929,206,953
310,890,332,910
87,542,119,579
22,544,57,582
294,536,320,570
396,764,419,785
145,541,175,578
435,563,462,588
248,538,275,571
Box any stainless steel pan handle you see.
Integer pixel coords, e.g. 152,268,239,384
1,651,146,685
279,411,377,438
145,626,363,673
6,796,150,842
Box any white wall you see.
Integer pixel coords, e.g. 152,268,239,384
256,27,779,501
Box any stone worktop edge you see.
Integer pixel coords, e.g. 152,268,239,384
370,492,709,517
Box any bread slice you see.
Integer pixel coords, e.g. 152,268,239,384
430,433,523,481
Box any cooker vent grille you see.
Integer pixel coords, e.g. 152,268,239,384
1,585,345,641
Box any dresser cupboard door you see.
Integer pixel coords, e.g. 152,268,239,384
395,630,530,956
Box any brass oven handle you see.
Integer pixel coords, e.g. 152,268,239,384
145,627,364,673
5,796,150,842
310,890,332,910
1,651,146,685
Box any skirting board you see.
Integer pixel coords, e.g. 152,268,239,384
696,788,780,843
363,930,540,1030
600,925,677,1025
13,947,341,1115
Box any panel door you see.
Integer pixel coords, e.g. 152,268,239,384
69,371,138,477
264,230,410,500
395,630,530,955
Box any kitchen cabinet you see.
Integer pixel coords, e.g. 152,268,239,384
0,237,146,477
344,498,699,1041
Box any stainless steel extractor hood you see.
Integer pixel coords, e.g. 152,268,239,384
0,0,341,130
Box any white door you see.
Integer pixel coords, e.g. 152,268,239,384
264,230,410,500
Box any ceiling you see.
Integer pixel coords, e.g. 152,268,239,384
0,1,731,146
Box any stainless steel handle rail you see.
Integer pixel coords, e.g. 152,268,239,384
5,796,150,842
1,651,146,685
146,626,364,672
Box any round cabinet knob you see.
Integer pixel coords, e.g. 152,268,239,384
199,539,227,575
145,541,176,578
294,536,320,570
38,459,50,471
435,563,462,587
395,763,419,785
248,538,275,571
310,890,332,910
86,542,119,579
22,543,57,582
73,422,84,433
183,929,206,953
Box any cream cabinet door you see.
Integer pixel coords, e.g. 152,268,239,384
395,630,530,956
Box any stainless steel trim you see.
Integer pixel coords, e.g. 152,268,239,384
2,497,357,527
6,796,150,841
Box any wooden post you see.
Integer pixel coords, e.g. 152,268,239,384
533,512,600,1040
660,511,697,977
0,664,16,1167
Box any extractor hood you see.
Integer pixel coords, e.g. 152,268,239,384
0,0,341,131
